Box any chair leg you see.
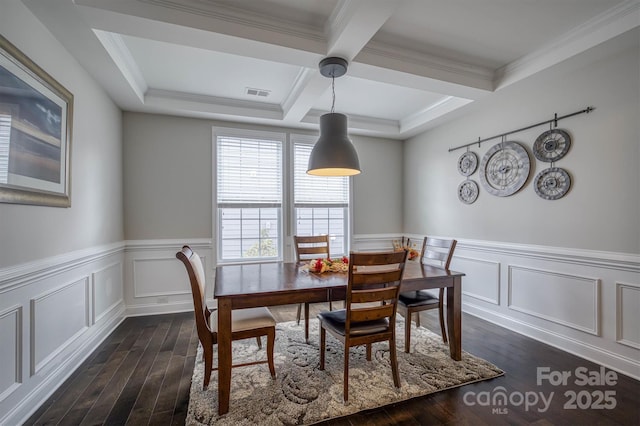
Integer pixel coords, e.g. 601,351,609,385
296,303,302,325
438,293,448,344
304,302,310,343
202,344,214,390
389,336,400,388
405,310,411,353
415,311,421,327
343,346,350,402
366,343,372,361
255,336,262,349
319,326,326,370
266,328,276,378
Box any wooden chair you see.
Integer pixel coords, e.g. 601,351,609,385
176,245,276,390
397,237,457,352
318,250,408,402
293,235,332,343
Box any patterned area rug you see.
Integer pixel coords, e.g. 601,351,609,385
186,318,503,425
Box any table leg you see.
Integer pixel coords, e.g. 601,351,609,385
446,276,462,361
304,302,310,343
217,298,232,415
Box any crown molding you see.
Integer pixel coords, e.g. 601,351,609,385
135,0,326,42
495,0,640,89
93,30,147,102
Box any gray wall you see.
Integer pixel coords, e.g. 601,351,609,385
122,113,403,241
0,1,123,268
404,29,639,254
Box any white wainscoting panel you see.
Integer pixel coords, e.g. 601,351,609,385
452,256,500,305
92,262,123,324
0,243,125,426
30,277,90,376
0,306,22,403
508,265,600,335
124,239,212,316
616,282,640,349
133,257,190,298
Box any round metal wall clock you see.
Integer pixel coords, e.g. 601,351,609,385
479,141,531,197
457,151,478,176
458,180,479,204
533,129,571,162
534,167,571,200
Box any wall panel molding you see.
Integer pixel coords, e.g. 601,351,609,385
30,277,91,376
616,282,640,349
92,262,124,324
508,265,600,335
455,255,500,305
0,305,22,403
124,239,212,317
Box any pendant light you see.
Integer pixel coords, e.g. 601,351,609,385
307,57,361,176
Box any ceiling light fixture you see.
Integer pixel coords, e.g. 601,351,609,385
307,57,361,176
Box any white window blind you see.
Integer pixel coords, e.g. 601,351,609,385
293,142,348,207
217,136,282,206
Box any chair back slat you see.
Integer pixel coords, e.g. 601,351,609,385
345,250,408,333
294,235,330,261
351,269,403,287
350,304,395,322
351,287,397,304
420,237,457,269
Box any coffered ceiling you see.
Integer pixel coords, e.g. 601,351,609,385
22,0,640,139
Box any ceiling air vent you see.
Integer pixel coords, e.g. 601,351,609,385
246,87,270,97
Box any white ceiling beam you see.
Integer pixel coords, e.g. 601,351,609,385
326,0,403,60
283,0,401,124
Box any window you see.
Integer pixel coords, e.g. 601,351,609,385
293,135,349,256
214,129,351,263
215,129,283,262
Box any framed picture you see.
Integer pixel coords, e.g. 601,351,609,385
0,35,73,207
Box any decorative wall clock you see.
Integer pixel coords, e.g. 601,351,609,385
457,180,479,204
479,141,530,197
457,151,478,176
534,167,571,200
533,129,571,162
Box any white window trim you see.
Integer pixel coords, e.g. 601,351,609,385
213,126,286,265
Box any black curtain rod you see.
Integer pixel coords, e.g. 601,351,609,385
448,106,594,153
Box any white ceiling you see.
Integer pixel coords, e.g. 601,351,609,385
23,0,640,139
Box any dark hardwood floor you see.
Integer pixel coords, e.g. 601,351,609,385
26,304,639,425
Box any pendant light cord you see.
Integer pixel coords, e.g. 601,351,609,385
331,75,335,113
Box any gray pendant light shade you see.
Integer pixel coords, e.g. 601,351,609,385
307,57,361,176
307,113,360,176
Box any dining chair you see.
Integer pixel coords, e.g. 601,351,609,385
397,236,457,353
176,245,276,390
318,250,408,402
293,235,332,343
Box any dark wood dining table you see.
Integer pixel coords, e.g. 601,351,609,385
213,259,465,415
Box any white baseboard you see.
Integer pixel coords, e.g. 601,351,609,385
463,302,640,381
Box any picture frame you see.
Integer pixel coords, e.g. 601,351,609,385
0,35,73,207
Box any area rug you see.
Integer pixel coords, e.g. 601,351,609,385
186,318,503,425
